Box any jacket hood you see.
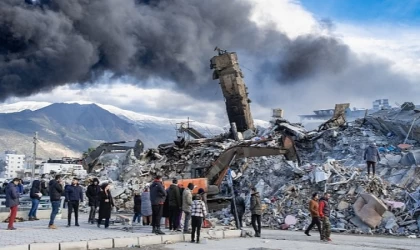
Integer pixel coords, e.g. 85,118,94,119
92,178,99,184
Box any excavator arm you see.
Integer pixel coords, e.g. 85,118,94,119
83,139,144,173
206,136,299,187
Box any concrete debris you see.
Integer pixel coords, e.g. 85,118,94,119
31,103,420,237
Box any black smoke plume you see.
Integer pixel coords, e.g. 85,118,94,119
0,0,417,106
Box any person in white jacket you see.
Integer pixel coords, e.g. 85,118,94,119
190,194,207,243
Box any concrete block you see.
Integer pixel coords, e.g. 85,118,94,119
60,241,88,250
0,245,28,250
30,243,60,250
223,230,242,238
139,235,162,246
206,230,224,239
113,237,139,248
162,234,184,243
88,239,113,250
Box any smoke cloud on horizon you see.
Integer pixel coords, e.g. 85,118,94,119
0,0,418,112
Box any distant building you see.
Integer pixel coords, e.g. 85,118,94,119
299,99,392,123
0,151,26,179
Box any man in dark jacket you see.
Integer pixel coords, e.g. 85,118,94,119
231,190,246,229
364,142,381,178
86,178,100,224
250,187,262,237
65,177,83,227
6,178,20,230
29,179,42,221
48,175,63,229
167,179,181,231
150,175,167,235
319,193,332,242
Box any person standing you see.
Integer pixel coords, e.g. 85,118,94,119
16,179,24,195
65,178,83,227
231,190,246,229
182,183,194,233
141,184,152,226
198,188,208,212
150,175,166,235
98,183,114,228
48,175,63,229
28,180,42,221
364,142,381,178
190,195,207,243
167,179,181,231
319,193,332,242
133,191,142,224
86,178,100,224
5,178,20,230
178,183,185,230
250,187,262,237
304,193,322,239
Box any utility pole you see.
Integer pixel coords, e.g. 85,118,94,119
32,132,38,181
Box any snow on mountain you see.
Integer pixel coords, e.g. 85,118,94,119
0,101,51,113
0,101,225,137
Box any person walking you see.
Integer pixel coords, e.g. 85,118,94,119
190,195,207,243
28,180,42,221
150,175,166,235
304,193,322,239
65,178,83,227
182,183,194,233
48,175,63,229
86,178,100,224
319,193,332,242
364,142,381,178
231,190,246,229
5,178,20,230
141,184,152,226
250,187,262,237
98,183,114,228
167,179,181,231
133,191,142,224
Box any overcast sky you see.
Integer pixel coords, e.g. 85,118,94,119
2,0,420,126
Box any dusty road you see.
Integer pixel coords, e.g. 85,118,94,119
113,230,420,250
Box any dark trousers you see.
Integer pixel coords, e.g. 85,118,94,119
169,206,180,230
133,212,141,223
98,217,110,228
152,204,163,228
67,201,79,225
251,214,261,234
367,161,376,175
191,216,203,241
234,213,244,229
305,217,322,236
143,215,152,225
89,205,97,222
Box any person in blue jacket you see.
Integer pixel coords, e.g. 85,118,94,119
65,177,83,227
6,178,20,230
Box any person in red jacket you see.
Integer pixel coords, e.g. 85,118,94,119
319,193,332,242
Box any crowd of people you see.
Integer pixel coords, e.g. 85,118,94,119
4,174,263,242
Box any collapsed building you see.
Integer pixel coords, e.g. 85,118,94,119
35,52,420,237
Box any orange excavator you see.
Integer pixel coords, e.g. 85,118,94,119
164,136,299,209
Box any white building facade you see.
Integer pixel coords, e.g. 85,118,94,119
0,151,26,178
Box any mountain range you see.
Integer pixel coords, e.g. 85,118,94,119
0,101,226,159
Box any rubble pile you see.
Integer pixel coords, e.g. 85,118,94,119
37,105,420,237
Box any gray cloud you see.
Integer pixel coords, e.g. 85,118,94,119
0,0,419,121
